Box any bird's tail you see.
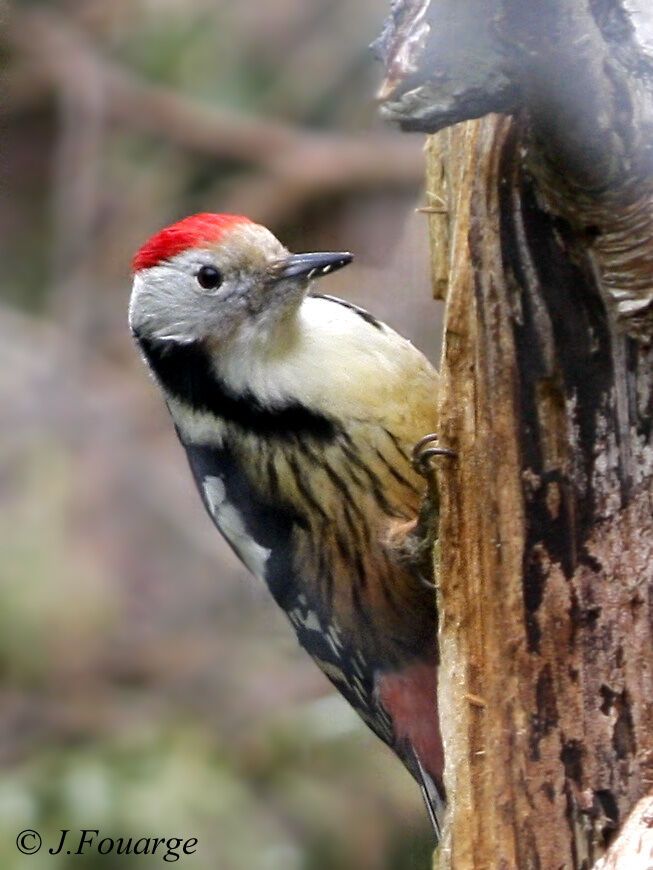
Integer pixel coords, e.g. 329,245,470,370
414,750,446,842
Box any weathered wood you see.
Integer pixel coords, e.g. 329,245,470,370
375,1,653,864
375,0,653,336
423,135,450,300
428,113,653,869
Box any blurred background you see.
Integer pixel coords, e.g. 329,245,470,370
2,1,443,867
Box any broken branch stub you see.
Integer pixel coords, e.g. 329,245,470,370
376,0,653,335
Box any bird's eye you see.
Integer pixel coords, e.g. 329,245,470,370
196,265,223,290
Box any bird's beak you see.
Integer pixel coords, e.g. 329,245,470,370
272,251,353,281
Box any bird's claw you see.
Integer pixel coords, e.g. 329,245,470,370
412,433,457,477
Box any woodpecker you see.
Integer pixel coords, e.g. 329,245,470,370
129,213,445,836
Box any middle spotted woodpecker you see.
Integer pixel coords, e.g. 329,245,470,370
129,213,446,836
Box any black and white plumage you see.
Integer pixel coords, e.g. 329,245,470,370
129,213,445,837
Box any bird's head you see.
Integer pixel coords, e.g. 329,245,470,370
129,213,352,348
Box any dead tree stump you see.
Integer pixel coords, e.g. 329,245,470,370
375,2,653,867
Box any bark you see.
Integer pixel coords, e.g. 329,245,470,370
429,113,653,870
375,0,653,336
374,2,653,867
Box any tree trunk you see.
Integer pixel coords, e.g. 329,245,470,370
375,2,653,867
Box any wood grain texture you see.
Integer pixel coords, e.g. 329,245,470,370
423,135,450,301
429,116,653,868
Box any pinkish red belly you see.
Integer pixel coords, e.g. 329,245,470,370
376,660,443,780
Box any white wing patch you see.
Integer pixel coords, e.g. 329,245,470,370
287,604,322,633
288,603,346,657
202,475,270,581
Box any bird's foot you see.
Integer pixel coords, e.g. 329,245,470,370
406,435,456,589
389,436,456,589
412,433,457,478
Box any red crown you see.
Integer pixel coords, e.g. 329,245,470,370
132,213,251,272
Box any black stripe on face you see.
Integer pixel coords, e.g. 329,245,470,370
137,336,336,441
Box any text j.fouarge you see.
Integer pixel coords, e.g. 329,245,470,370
49,829,197,862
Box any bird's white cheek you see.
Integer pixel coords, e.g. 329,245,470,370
129,267,205,343
202,475,271,581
